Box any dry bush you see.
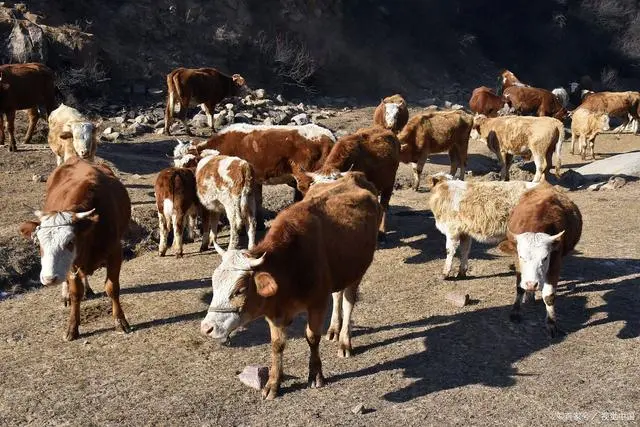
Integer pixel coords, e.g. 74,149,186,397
600,66,619,89
56,59,109,102
255,32,317,91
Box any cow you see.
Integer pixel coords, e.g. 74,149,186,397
570,108,610,160
472,115,564,182
373,94,409,133
0,62,56,151
19,158,131,341
48,104,98,165
427,173,537,279
154,166,200,258
174,123,335,224
552,87,569,109
469,86,513,117
498,184,582,336
200,172,381,399
299,126,399,240
577,91,640,133
497,69,529,94
503,86,568,120
163,67,249,136
397,109,474,190
196,150,257,251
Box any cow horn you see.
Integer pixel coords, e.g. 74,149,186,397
213,241,226,257
248,252,266,268
506,227,515,240
75,208,96,219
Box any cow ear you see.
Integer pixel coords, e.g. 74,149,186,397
60,131,73,139
254,272,278,298
549,230,565,250
498,239,516,254
19,221,39,240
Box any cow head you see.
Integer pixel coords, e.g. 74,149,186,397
19,209,99,286
383,102,402,129
171,139,200,167
60,122,95,160
200,246,271,341
231,74,250,96
499,230,565,292
425,172,455,189
470,114,488,139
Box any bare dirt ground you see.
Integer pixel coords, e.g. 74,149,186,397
0,109,638,426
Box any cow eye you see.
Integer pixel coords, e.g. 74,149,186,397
65,241,75,251
231,288,245,298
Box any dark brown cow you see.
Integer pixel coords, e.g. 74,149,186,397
163,67,248,136
498,69,529,94
0,62,56,151
154,166,200,258
301,126,399,239
503,86,568,120
469,86,512,117
19,158,131,341
498,184,582,336
373,94,409,133
200,172,381,399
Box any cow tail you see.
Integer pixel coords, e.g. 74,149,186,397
555,123,564,178
172,73,183,113
168,170,179,224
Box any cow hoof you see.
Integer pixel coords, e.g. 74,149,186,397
261,382,279,400
116,319,132,334
8,145,17,152
546,322,559,338
175,253,184,259
442,273,454,281
199,245,208,253
456,271,467,280
509,312,522,323
84,286,97,299
326,328,339,342
64,328,79,342
338,344,352,358
308,372,325,389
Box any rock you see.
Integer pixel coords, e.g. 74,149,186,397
102,132,120,141
351,404,365,415
602,175,627,190
263,117,274,126
479,171,500,181
254,88,266,99
225,103,234,111
560,169,585,189
102,127,113,135
276,94,284,104
271,111,289,125
154,119,165,129
214,112,227,130
191,113,208,128
296,102,305,110
114,116,126,124
450,104,464,110
588,181,606,191
291,113,309,126
134,115,148,124
131,174,142,180
126,122,152,135
444,101,453,108
238,365,269,390
148,88,163,95
575,152,640,179
234,113,253,123
31,174,45,182
445,292,469,308
155,128,165,135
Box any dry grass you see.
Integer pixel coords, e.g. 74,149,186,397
0,111,638,425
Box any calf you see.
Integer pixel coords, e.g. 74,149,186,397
577,91,640,133
503,86,568,120
48,104,98,165
200,172,380,399
373,94,409,133
196,150,257,251
19,158,131,341
428,174,537,279
0,62,56,151
570,108,610,160
301,126,399,239
472,115,564,182
469,86,513,117
164,67,248,135
498,185,582,336
398,109,474,190
154,166,200,257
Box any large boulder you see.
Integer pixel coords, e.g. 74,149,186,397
575,152,640,180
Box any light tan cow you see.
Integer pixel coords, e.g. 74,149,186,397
570,108,610,160
472,115,564,182
48,104,98,165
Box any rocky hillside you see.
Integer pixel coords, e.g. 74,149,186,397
4,1,640,104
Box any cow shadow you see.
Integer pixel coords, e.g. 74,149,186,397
121,277,210,295
98,139,177,175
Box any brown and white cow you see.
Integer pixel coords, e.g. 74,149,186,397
499,184,582,336
196,150,257,251
373,94,409,133
469,86,513,117
498,69,529,94
577,91,640,133
19,158,131,341
398,109,474,190
163,67,249,136
48,104,99,165
428,173,538,279
154,166,200,257
0,62,56,151
200,172,380,399
472,115,564,182
301,126,399,239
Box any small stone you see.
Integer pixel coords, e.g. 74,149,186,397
114,117,125,124
276,94,284,104
131,174,142,180
102,132,120,141
291,113,309,126
351,404,365,415
254,88,266,99
31,174,45,182
445,292,469,308
238,365,269,390
263,117,274,126
225,103,234,111
134,115,148,124
444,101,453,108
103,127,113,135
155,128,165,135
154,120,165,129
602,175,626,190
588,181,606,191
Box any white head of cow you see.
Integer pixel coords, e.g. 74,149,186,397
200,246,272,341
70,122,94,159
384,102,401,129
512,230,564,291
20,209,98,286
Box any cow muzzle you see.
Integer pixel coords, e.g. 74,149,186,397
523,281,539,292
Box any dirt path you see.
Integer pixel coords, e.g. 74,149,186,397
0,112,638,425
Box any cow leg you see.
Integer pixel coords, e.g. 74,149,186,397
243,204,257,250
61,280,69,307
502,152,513,181
172,213,185,258
377,186,393,241
532,152,545,183
202,103,214,130
326,290,342,342
224,205,241,250
588,136,596,160
306,307,326,388
104,250,131,334
199,210,212,252
542,283,558,336
338,283,358,358
254,183,265,231
164,93,174,135
442,232,460,279
0,114,4,145
181,98,192,136
78,269,95,299
158,212,170,256
448,148,460,179
509,272,525,323
457,234,472,278
570,133,577,155
411,161,424,191
263,317,286,400
64,274,83,341
186,212,197,242
6,110,17,152
23,108,39,145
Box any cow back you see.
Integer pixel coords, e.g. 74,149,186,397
0,63,55,111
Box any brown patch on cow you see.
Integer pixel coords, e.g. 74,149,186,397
469,86,510,117
503,86,567,120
